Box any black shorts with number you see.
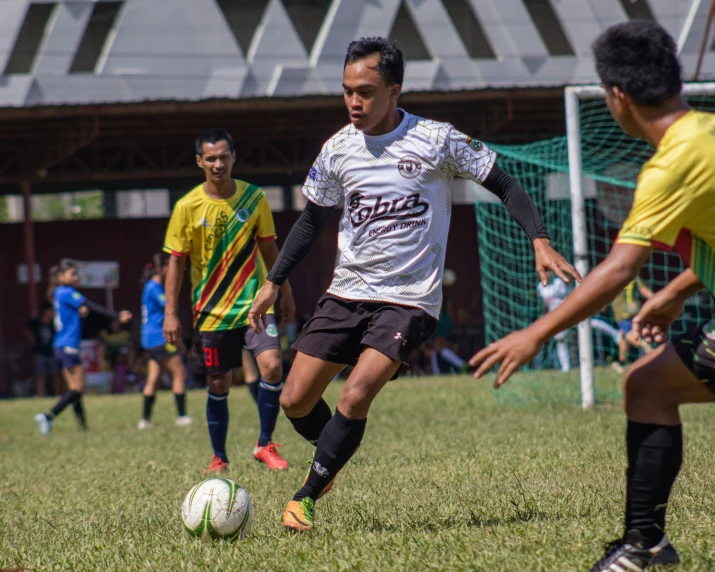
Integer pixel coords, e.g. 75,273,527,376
146,343,178,363
673,320,715,389
292,293,437,378
199,328,248,376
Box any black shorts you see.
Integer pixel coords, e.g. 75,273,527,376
673,320,715,389
146,343,178,363
292,293,437,377
199,328,247,376
243,314,280,357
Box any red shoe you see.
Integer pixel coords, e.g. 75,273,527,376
204,455,228,474
253,442,289,470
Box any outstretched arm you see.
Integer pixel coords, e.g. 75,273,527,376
249,202,334,333
470,243,651,387
481,165,582,285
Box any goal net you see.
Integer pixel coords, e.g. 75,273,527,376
475,84,715,407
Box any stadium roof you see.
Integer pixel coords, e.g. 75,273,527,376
1,0,714,108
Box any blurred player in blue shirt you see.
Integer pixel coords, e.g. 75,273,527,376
35,258,131,434
138,253,190,429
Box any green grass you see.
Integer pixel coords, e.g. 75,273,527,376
2,369,715,571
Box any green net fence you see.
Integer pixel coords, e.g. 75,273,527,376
476,94,715,402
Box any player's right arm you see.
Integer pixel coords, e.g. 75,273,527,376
249,145,337,333
163,201,192,344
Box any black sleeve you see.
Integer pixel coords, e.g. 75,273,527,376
267,201,335,286
481,164,549,242
84,299,120,320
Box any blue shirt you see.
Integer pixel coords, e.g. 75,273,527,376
141,280,166,349
53,286,86,349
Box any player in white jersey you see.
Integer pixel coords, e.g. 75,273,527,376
248,37,581,532
537,274,621,371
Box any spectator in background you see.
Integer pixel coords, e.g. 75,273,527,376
26,303,62,396
611,277,654,371
101,319,134,392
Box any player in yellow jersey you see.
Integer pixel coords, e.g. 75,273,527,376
470,22,715,570
163,130,295,473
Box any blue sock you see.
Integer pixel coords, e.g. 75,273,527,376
257,378,283,447
206,391,229,462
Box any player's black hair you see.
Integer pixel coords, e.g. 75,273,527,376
195,129,235,156
140,253,170,286
344,37,405,86
56,258,78,274
593,21,682,106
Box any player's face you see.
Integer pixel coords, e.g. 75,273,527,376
196,140,235,184
604,86,641,138
343,55,401,132
59,268,80,287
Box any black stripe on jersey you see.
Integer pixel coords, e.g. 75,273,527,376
196,228,258,330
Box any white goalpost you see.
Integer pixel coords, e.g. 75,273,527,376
565,82,715,411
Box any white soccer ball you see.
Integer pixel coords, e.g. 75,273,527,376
181,478,254,541
443,268,457,287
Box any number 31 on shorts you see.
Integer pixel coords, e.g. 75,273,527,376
204,347,220,367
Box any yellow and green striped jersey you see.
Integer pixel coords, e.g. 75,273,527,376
163,180,276,332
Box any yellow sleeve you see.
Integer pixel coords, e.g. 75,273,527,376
163,201,192,256
255,192,277,241
616,166,688,249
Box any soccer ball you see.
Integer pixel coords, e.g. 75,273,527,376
181,478,254,541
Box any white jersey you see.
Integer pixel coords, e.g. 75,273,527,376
303,109,496,318
537,278,568,312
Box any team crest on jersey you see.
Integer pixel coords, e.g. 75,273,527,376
397,155,422,179
466,137,483,152
236,208,250,223
266,324,279,338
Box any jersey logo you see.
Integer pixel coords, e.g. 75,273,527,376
397,155,422,179
236,208,250,223
466,136,483,152
198,217,211,228
348,192,429,229
308,167,317,181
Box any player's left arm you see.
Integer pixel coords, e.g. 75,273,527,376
443,126,581,285
470,243,652,387
257,239,295,325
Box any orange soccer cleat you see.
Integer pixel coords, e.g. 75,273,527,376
204,455,228,474
253,442,290,470
283,498,314,532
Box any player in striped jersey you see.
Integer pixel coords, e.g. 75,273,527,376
163,129,295,473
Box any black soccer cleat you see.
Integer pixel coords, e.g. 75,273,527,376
589,529,680,571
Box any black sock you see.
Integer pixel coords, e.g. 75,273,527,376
246,381,259,404
286,398,332,446
293,409,366,502
72,395,87,429
174,393,186,417
625,421,683,546
48,390,81,419
143,395,156,421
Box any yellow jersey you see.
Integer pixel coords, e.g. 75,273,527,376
163,180,276,331
617,110,715,296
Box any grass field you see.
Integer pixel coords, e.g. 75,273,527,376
2,370,715,571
